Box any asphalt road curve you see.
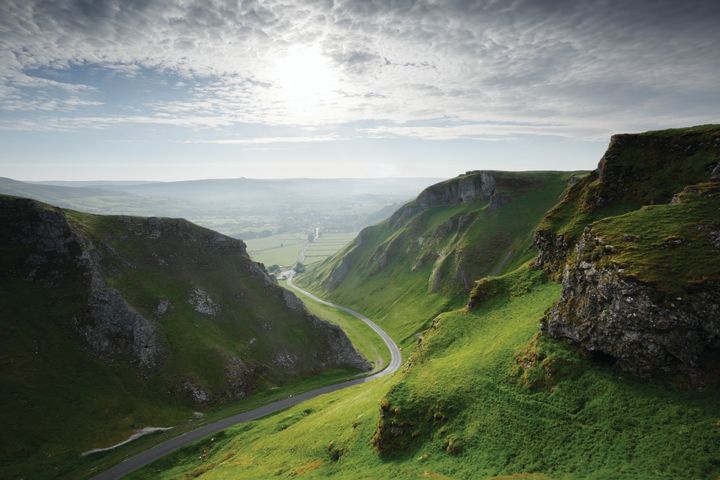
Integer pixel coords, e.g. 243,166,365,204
91,274,401,480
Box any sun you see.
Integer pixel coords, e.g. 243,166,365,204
272,45,338,112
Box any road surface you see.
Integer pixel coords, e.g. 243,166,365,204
91,273,401,480
286,274,402,376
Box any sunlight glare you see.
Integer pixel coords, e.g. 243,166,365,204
272,45,338,113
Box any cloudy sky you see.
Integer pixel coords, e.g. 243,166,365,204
1,0,719,180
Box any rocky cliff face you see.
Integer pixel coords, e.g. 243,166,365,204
387,170,533,228
543,227,720,379
1,196,162,368
534,126,720,273
415,171,497,208
536,125,720,381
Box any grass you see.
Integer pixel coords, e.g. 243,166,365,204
133,265,720,479
131,152,720,479
127,376,399,480
31,368,359,480
0,200,369,479
303,233,357,266
11,129,720,479
373,266,720,479
245,232,357,268
282,280,391,372
577,180,720,293
536,124,720,272
298,171,571,350
245,232,308,267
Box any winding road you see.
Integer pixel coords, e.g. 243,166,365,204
91,273,401,480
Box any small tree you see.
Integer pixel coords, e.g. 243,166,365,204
267,264,280,274
294,262,305,273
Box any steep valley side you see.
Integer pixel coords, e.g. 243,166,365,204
0,195,369,479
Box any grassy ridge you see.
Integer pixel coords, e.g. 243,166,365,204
375,266,720,478
299,171,571,349
580,180,720,292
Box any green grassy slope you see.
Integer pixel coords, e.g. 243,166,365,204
0,196,367,479
374,267,720,479
299,171,573,349
133,265,720,479
575,180,720,293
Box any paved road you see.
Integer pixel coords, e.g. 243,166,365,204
286,274,402,376
91,274,401,480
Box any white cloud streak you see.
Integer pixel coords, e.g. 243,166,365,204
183,135,339,145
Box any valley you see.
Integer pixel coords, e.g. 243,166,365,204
90,275,401,480
0,197,371,479
2,126,719,479
121,125,720,479
4,3,720,478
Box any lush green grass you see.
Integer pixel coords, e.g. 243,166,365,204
136,265,720,479
579,181,720,292
298,172,571,350
69,369,362,480
127,377,399,480
373,266,720,479
536,124,720,272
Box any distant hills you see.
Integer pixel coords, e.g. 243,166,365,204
0,177,441,238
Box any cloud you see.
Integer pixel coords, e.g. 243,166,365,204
0,0,719,138
183,135,339,145
363,122,607,141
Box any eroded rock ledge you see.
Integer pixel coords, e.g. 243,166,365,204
542,228,720,380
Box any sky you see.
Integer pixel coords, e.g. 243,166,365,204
1,0,719,180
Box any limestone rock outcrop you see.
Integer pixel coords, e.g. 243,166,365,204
542,227,720,379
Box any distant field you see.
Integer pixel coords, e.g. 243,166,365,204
245,231,356,267
244,232,308,267
302,232,356,265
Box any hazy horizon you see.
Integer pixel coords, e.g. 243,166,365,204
16,175,446,183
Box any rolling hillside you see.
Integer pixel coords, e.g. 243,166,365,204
0,195,369,479
299,170,575,347
135,125,720,479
